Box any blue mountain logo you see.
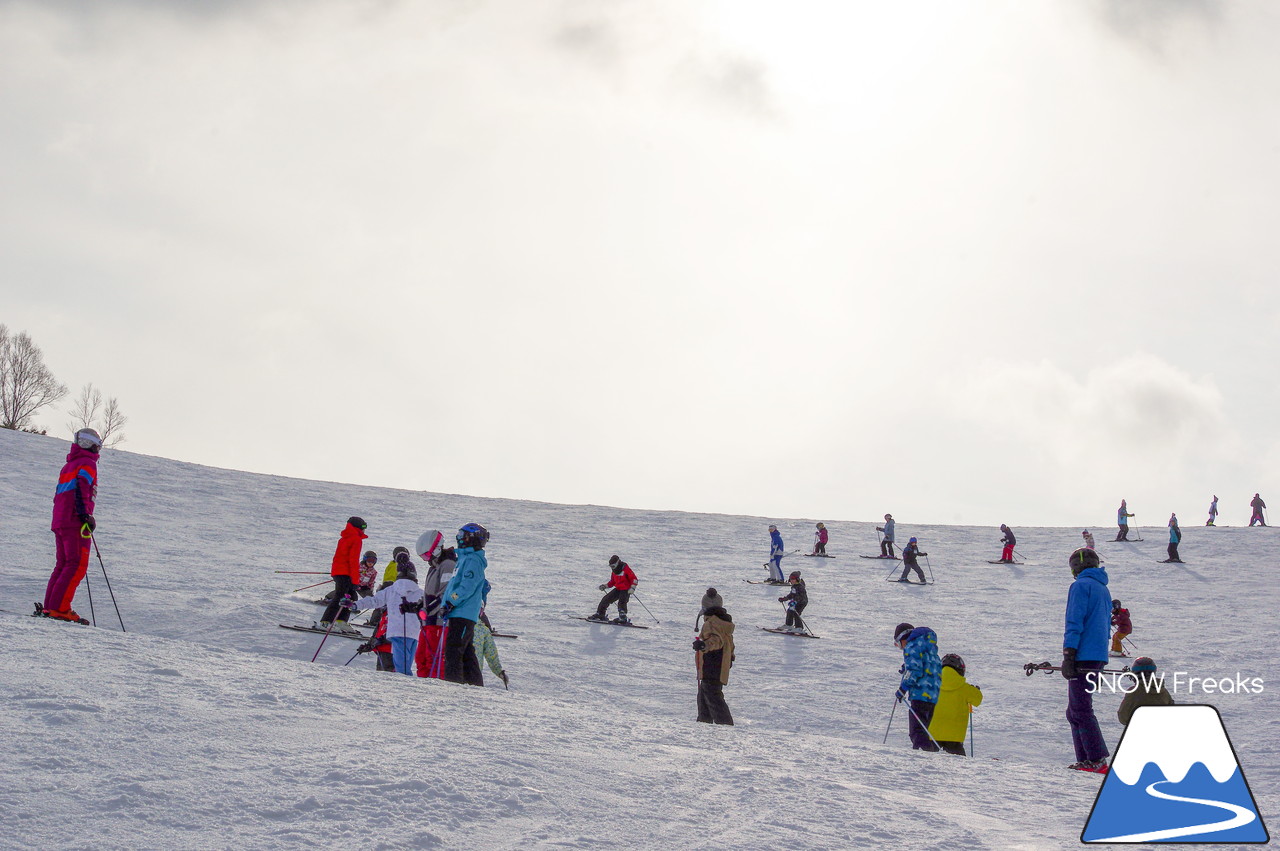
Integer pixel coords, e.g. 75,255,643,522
1082,704,1269,843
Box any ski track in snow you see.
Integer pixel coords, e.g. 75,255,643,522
1,429,1276,849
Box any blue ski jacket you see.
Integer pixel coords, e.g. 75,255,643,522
1063,566,1112,662
898,626,942,704
441,546,488,623
770,530,784,558
1168,523,1181,544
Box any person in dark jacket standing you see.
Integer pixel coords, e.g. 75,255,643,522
1062,547,1112,773
998,524,1016,563
896,538,927,583
1117,657,1174,725
1249,493,1267,526
694,589,735,725
777,571,809,633
1163,513,1183,563
43,428,103,622
876,514,896,558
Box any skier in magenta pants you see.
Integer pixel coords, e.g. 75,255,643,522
43,429,102,622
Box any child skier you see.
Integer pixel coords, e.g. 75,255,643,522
777,571,808,633
998,524,1016,563
694,589,735,725
876,514,896,558
896,537,928,583
348,551,424,675
414,529,456,679
358,551,378,596
320,516,368,634
1206,495,1219,526
472,607,509,688
929,654,983,756
1115,500,1134,541
1081,529,1096,550
381,546,411,583
1117,657,1175,725
894,622,941,751
590,555,638,623
1110,599,1132,657
766,525,785,581
1164,513,1183,563
43,428,103,623
812,522,829,556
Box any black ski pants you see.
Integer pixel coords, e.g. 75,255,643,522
785,601,808,630
595,588,630,619
444,617,483,686
1167,543,1180,561
907,699,938,751
1116,525,1129,541
322,575,356,625
814,541,826,555
899,560,926,583
880,539,896,558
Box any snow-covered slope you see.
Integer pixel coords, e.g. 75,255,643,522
1,429,1275,849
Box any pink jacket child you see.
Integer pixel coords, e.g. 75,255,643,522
44,429,102,621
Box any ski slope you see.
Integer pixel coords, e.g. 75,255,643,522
0,428,1275,849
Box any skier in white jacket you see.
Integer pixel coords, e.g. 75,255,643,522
349,552,425,675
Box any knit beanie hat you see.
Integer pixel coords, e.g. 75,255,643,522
701,588,724,612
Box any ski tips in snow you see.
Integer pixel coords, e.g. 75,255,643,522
759,626,821,639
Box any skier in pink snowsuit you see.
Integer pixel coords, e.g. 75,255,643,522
44,429,102,621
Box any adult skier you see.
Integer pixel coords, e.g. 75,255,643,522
929,654,982,756
876,514,897,558
42,428,103,622
1062,547,1112,773
1114,500,1134,541
349,552,424,675
766,525,785,582
812,522,829,556
894,622,941,751
1110,599,1132,658
440,523,490,686
998,524,1016,563
1163,513,1183,563
896,537,928,584
693,589,735,725
414,529,456,678
320,517,368,633
1249,493,1267,526
777,571,808,633
1206,495,1219,526
590,555,638,624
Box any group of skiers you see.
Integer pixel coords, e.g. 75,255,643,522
31,430,1263,770
313,518,506,688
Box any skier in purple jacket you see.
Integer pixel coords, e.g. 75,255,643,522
43,429,102,622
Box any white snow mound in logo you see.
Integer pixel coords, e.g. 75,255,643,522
1111,705,1238,784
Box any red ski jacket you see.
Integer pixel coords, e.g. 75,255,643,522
331,522,368,582
607,565,638,591
1111,607,1132,633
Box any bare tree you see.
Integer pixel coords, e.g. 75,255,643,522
0,324,68,431
67,383,103,434
100,396,127,448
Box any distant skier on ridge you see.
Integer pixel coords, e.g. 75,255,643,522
1206,495,1219,526
589,555,637,624
896,537,927,584
997,524,1016,563
811,522,829,556
765,525,785,582
1249,493,1267,526
1114,500,1134,541
1162,513,1183,563
876,514,897,558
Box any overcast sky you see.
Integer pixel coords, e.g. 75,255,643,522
2,0,1276,528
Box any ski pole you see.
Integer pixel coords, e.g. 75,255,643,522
968,708,975,758
343,648,362,666
883,698,898,744
1012,548,1033,563
292,579,334,593
89,533,125,632
311,616,339,662
84,571,96,627
905,700,943,751
631,591,660,624
273,571,331,575
1125,636,1138,651
925,555,935,584
884,562,901,581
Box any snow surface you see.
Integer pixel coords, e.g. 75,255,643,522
1,428,1276,849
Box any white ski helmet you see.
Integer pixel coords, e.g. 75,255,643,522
416,529,444,561
75,428,102,451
